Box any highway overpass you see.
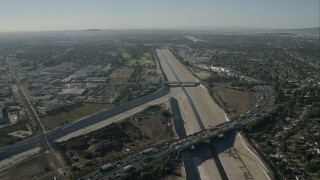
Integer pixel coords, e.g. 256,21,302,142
163,81,200,87
77,81,270,180
76,110,263,180
156,48,272,180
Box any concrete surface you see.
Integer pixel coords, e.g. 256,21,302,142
157,48,224,180
55,88,180,142
0,147,41,169
157,48,272,180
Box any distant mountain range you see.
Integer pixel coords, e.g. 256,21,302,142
79,27,319,35
274,27,319,34
173,26,320,34
83,29,103,31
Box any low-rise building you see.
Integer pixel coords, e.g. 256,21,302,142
58,88,86,96
84,77,108,83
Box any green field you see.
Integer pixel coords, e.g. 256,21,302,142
121,52,151,66
121,52,132,60
41,103,112,130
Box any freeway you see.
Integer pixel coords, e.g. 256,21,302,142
76,120,236,180
76,74,271,179
77,94,268,180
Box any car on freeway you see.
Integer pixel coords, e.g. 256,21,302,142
99,163,117,173
143,157,153,163
116,161,123,166
123,165,134,172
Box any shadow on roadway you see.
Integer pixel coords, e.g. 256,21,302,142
170,98,238,180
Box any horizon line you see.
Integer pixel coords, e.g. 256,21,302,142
0,26,319,33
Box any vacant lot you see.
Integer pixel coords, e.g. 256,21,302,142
56,104,172,176
0,153,52,180
190,67,211,80
214,85,255,116
129,104,171,144
41,103,112,130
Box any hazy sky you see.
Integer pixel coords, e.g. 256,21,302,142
0,0,319,32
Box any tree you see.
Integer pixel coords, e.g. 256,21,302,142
140,172,152,180
162,110,171,119
83,152,94,159
304,161,320,173
304,152,313,162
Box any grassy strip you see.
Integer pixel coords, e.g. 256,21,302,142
41,103,112,130
0,123,29,147
121,52,151,66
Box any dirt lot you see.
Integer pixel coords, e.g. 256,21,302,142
129,105,171,144
56,104,172,174
190,67,211,80
0,153,52,180
109,68,134,83
213,85,255,116
41,103,112,130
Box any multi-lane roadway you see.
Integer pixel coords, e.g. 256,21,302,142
78,119,238,180
77,89,269,180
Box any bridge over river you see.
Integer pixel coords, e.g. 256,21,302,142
76,110,264,180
